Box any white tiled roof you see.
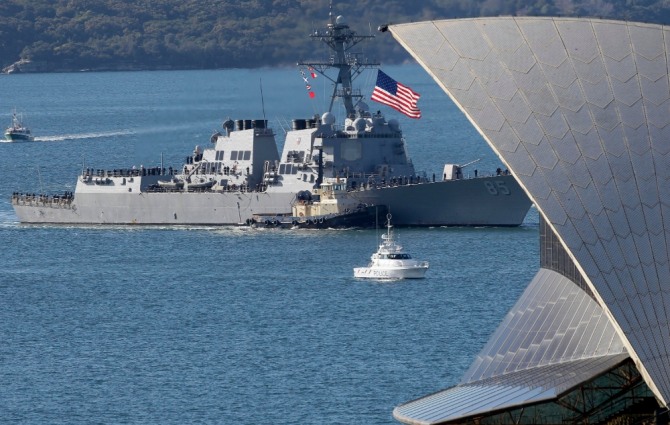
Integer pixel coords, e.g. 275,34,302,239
390,16,670,420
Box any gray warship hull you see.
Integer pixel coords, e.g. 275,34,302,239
350,174,529,226
12,174,529,226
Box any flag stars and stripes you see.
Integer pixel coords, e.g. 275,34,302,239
371,70,421,119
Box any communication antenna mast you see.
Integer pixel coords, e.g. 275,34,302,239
37,166,44,193
298,1,378,116
260,78,267,122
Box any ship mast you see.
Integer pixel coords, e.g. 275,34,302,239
298,1,378,117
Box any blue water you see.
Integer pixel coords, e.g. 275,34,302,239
0,66,539,424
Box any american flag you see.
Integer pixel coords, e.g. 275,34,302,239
371,70,421,119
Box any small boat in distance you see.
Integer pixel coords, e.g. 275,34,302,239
354,214,429,280
4,110,34,142
156,178,185,190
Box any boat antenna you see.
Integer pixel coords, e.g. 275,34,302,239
275,117,289,135
375,206,379,245
37,166,44,194
260,78,266,122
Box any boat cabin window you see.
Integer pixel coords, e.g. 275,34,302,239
230,150,251,161
387,254,411,259
231,151,251,161
279,164,298,175
216,151,225,161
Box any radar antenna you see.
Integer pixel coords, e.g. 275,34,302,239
298,4,379,117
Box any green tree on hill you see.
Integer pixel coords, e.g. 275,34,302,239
1,0,668,72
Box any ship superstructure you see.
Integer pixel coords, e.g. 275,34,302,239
11,8,531,227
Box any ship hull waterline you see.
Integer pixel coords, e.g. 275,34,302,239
353,267,428,279
12,175,531,227
4,134,34,142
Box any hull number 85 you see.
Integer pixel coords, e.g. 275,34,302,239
484,180,511,195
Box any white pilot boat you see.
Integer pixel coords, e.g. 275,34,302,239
354,214,429,279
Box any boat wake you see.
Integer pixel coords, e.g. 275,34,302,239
35,130,133,142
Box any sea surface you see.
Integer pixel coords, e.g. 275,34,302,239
0,65,539,424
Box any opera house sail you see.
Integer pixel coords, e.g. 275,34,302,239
388,17,670,424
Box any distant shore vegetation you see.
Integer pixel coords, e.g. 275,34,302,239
1,0,669,73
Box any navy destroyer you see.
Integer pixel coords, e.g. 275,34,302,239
11,11,531,226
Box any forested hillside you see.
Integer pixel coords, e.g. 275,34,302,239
1,0,669,72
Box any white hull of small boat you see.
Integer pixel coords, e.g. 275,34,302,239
4,110,34,142
353,213,429,280
157,179,185,189
187,179,215,189
353,265,428,279
4,131,34,142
